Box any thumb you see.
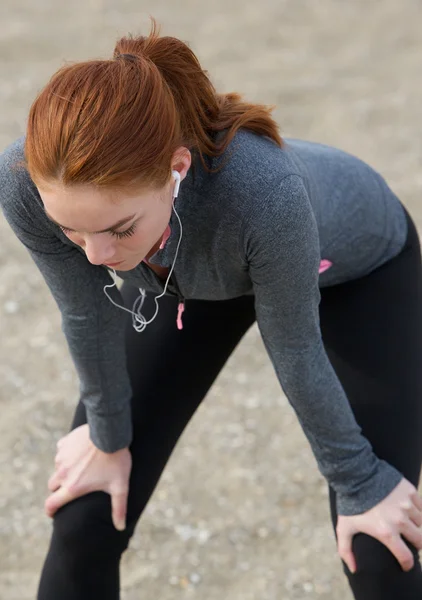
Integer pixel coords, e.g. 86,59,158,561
111,489,128,531
45,486,75,518
337,523,357,574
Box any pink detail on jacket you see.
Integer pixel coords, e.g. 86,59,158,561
177,302,185,330
319,259,332,274
159,224,172,250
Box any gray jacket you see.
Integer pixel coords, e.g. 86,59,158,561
0,131,407,515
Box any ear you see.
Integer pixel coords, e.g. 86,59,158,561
171,147,192,182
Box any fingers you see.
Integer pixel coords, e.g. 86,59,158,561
379,530,415,571
47,466,68,492
111,490,128,532
411,491,422,512
401,500,422,528
401,520,422,553
46,476,129,531
45,486,75,518
337,524,357,573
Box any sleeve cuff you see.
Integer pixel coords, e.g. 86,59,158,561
87,402,133,453
336,459,404,516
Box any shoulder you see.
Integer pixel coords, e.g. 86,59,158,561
241,173,317,257
213,129,299,193
0,137,45,224
199,129,305,223
0,136,28,186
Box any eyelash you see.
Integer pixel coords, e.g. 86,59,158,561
112,223,137,239
59,222,137,239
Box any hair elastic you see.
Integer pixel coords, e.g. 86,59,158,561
115,53,138,62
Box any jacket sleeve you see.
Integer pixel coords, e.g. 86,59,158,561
243,173,402,515
0,140,133,452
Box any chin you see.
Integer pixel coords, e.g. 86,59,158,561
111,262,131,271
115,258,144,271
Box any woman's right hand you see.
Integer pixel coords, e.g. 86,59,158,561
45,424,132,531
337,478,422,573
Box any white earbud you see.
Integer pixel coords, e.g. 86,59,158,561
172,170,181,199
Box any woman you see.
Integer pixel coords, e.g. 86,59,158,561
1,20,421,600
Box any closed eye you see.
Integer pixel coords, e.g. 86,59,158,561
111,222,137,239
59,221,138,239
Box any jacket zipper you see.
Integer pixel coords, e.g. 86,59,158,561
142,261,185,330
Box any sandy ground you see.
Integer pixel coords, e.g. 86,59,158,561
1,1,422,598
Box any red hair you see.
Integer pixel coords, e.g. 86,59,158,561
25,19,282,188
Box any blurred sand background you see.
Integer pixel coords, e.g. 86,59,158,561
1,1,422,598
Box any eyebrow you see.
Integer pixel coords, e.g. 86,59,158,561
44,210,137,234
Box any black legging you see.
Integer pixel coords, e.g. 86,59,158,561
37,208,422,600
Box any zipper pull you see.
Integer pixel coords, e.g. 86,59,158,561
176,299,185,330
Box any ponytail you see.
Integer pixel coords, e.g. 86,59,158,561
25,18,282,188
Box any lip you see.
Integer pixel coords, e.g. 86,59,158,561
104,260,123,268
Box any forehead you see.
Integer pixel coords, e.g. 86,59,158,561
37,183,153,232
38,181,144,204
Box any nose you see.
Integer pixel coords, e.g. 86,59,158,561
83,235,116,266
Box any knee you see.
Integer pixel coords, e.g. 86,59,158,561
51,492,131,559
350,533,419,575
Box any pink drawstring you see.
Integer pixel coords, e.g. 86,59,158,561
319,259,332,274
177,301,185,330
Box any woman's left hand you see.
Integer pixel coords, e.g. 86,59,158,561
336,478,422,573
45,424,132,531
